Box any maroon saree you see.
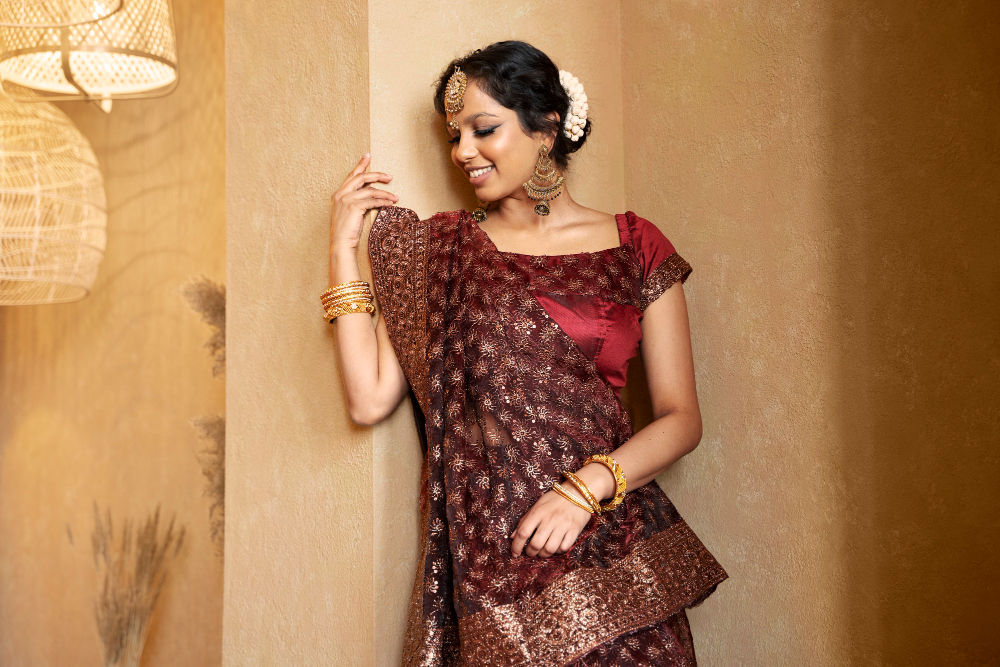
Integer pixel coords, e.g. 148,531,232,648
368,206,727,666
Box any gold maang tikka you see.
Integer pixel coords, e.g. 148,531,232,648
522,144,565,216
444,66,467,132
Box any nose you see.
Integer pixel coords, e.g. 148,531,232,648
454,134,478,164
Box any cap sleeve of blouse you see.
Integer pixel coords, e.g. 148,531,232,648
626,211,693,310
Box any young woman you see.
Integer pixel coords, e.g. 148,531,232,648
326,41,726,666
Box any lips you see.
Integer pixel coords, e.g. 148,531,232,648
468,165,494,185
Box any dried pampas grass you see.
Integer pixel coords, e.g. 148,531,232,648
91,502,186,667
180,274,226,557
178,276,226,377
190,414,225,556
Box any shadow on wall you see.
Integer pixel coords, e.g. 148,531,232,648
828,2,1000,663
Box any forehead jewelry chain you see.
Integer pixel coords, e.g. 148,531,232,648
444,66,467,132
522,144,565,216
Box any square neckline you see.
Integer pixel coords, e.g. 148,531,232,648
467,210,632,259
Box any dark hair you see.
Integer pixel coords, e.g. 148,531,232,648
434,40,591,170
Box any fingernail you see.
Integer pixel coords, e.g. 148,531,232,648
364,152,370,157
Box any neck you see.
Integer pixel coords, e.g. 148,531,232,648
490,183,579,229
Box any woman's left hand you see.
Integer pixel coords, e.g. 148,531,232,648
511,489,593,558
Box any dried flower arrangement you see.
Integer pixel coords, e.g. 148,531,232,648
91,502,185,667
179,275,226,557
189,414,225,556
178,276,226,377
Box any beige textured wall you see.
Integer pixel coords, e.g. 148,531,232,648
622,0,1000,664
223,0,374,664
0,0,226,665
223,1,998,664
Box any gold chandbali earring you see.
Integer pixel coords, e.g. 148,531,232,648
473,199,491,223
522,144,565,216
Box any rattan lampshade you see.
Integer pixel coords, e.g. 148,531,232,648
0,1,123,28
0,92,106,304
0,0,176,103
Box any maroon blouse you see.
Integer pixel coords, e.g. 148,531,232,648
486,211,689,396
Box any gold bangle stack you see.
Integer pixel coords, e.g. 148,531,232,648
321,280,375,322
582,454,627,512
562,471,602,514
552,482,595,514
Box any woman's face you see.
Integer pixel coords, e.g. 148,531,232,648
447,80,550,203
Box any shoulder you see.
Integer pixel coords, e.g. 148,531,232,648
369,206,466,252
370,206,464,238
623,211,678,279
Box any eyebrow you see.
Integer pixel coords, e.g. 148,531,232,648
449,112,500,132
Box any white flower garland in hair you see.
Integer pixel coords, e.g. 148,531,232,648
558,70,588,141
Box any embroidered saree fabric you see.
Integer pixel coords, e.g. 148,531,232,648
368,206,727,666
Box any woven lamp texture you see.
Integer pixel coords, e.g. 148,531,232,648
0,92,107,304
0,0,176,100
0,1,123,28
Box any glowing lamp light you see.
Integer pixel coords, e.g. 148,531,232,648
0,0,177,109
0,91,107,304
0,0,123,28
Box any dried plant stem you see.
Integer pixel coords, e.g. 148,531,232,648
178,276,226,377
91,502,186,667
190,414,225,556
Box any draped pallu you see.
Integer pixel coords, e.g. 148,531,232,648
369,206,727,666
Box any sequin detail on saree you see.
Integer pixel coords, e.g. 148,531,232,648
368,207,726,666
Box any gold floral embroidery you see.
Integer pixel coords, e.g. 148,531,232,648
377,209,725,665
638,252,692,310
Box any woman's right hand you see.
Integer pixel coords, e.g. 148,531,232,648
329,153,399,255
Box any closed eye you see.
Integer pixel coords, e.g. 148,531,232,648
448,126,499,144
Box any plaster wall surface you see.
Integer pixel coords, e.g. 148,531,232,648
223,0,998,663
0,0,226,664
223,0,374,664
622,1,999,663
366,3,625,662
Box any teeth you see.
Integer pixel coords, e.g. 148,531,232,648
470,166,493,178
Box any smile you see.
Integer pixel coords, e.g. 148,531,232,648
468,165,494,178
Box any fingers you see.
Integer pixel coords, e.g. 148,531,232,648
511,514,541,557
524,523,554,558
538,530,566,558
349,152,371,178
351,192,399,209
337,172,393,199
558,530,579,554
354,171,394,187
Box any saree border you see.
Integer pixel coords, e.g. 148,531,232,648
639,252,693,311
368,205,431,413
456,519,726,667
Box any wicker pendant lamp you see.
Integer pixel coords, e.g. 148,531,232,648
0,1,123,28
0,91,107,304
0,0,177,110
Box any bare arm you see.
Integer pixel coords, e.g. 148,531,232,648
329,154,410,425
576,279,702,500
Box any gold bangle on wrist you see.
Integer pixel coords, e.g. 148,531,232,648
552,482,594,514
320,287,371,303
321,280,375,322
323,295,372,309
324,300,375,321
562,471,602,514
320,280,370,300
322,292,372,307
582,454,627,512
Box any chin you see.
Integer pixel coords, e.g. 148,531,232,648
476,184,513,202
